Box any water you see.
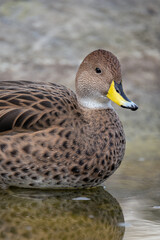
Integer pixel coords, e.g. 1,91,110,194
106,163,160,240
0,158,159,240
0,0,160,239
0,187,124,240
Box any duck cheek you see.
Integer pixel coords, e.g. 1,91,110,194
100,84,110,97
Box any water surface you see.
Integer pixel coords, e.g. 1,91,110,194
0,187,124,240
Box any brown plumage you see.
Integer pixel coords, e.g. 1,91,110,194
0,49,137,189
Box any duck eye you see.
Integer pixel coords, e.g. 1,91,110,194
95,68,101,74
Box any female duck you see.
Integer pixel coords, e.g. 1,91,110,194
0,49,138,189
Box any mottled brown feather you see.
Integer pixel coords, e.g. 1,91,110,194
0,50,127,189
0,81,77,133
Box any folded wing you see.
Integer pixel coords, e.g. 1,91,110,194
0,81,77,134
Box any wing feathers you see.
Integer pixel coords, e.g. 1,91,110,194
0,109,22,132
0,81,77,134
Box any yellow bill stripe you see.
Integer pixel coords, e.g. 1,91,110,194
107,81,126,106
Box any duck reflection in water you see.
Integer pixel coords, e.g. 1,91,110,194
0,187,125,240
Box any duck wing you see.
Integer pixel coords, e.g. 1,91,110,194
0,81,77,134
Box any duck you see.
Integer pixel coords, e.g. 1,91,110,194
0,49,138,189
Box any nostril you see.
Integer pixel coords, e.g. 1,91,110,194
116,89,120,93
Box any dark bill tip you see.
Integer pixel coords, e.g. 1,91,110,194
121,103,138,111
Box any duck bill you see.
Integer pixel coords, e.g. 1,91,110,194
107,81,138,111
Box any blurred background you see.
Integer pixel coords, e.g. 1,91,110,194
0,0,160,239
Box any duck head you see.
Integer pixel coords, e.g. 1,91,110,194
76,49,138,111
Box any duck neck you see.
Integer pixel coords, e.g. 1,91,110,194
77,96,113,110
